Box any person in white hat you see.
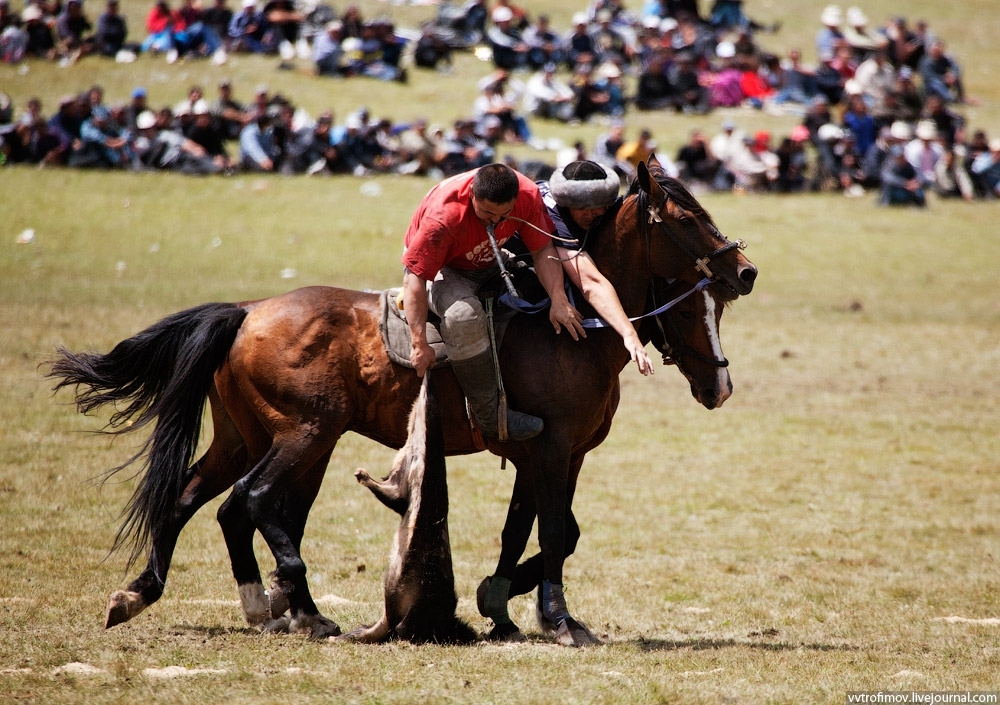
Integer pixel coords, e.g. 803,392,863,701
904,119,943,189
816,5,844,61
228,0,266,54
565,12,598,70
485,3,528,70
313,19,343,76
843,6,887,57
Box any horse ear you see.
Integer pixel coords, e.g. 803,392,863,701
636,160,651,192
647,152,662,172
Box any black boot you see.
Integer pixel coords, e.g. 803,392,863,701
451,351,543,441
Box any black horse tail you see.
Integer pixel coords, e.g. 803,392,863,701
47,302,248,569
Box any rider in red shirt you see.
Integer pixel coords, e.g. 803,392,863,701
401,163,585,441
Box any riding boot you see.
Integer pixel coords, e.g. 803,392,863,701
450,350,543,441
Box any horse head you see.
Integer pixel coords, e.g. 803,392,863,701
644,278,732,410
634,155,757,302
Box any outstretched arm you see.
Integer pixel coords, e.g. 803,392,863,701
558,247,653,376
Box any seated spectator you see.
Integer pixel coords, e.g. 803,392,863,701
95,0,132,57
842,93,876,156
588,9,633,67
738,54,774,108
921,94,964,149
842,6,886,59
47,94,87,163
888,66,923,124
412,26,451,71
487,5,527,71
905,120,944,189
70,104,134,169
708,42,744,108
22,5,56,59
815,5,844,60
342,23,406,81
634,50,674,111
211,79,252,139
523,13,562,70
853,47,895,126
339,4,363,38
880,144,926,206
134,109,224,173
933,147,975,201
201,0,233,49
184,102,231,169
564,12,598,70
123,87,149,131
288,111,338,174
775,128,809,193
919,39,965,104
228,0,268,53
396,117,441,176
174,0,224,57
669,50,710,113
970,139,1000,198
522,62,576,122
239,109,280,171
141,0,179,54
262,0,302,57
473,73,529,143
313,19,343,76
675,128,719,188
0,14,27,63
617,129,675,176
771,48,817,107
592,118,627,175
56,0,96,62
493,0,529,30
436,118,491,176
883,16,924,70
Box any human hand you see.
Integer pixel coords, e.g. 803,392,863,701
549,301,585,341
624,334,654,376
410,340,436,377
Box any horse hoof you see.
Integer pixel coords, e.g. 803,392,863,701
308,616,342,641
485,621,525,643
268,586,290,619
262,615,291,633
554,617,601,647
476,576,491,617
105,590,145,629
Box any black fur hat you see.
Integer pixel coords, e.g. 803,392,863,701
549,160,620,209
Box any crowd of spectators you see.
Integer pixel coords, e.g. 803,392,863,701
2,0,999,204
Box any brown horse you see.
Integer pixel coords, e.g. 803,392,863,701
48,156,756,646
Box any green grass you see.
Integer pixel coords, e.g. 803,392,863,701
3,1,1000,702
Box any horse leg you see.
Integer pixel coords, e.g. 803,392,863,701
230,438,340,639
106,394,248,628
477,468,536,641
528,447,599,647
107,444,247,628
260,453,332,630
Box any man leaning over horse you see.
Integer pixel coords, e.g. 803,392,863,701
537,159,655,377
402,163,587,441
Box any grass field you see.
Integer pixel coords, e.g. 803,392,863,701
2,1,1000,703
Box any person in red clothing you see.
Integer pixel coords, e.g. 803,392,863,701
401,163,585,441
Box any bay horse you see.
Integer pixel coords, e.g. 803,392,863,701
47,156,756,646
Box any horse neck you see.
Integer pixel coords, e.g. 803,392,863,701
588,197,652,319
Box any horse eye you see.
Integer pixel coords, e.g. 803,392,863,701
679,311,695,321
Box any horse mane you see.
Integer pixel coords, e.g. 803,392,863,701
627,160,716,226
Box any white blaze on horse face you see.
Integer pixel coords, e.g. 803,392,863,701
701,289,731,406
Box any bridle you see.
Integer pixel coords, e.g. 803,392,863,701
647,277,729,369
636,188,747,284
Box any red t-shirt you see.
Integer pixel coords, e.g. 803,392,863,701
402,168,555,280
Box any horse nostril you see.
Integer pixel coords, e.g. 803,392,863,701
740,266,757,284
